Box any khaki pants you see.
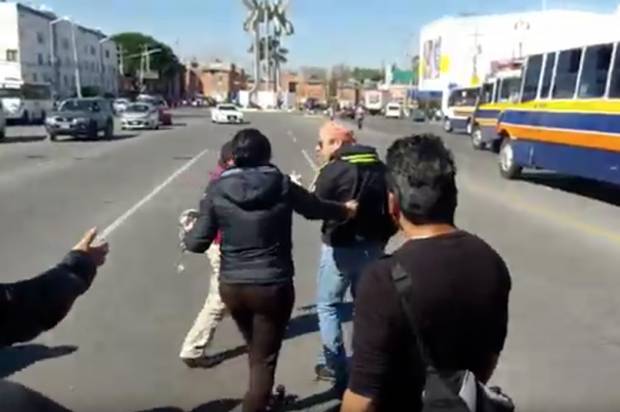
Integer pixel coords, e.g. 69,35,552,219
179,244,227,359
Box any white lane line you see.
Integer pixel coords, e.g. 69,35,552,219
99,148,210,239
301,149,319,172
287,130,297,143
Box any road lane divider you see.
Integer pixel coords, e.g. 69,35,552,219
301,149,319,172
99,148,210,239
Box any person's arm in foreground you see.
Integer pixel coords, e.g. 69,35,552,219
184,185,219,253
289,179,355,221
0,228,108,347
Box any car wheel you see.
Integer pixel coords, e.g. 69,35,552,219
443,118,453,133
0,128,5,140
104,119,114,139
499,138,522,180
471,126,485,150
47,131,57,142
87,122,98,139
22,111,30,125
40,111,46,125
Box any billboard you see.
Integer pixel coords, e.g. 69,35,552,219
422,37,442,80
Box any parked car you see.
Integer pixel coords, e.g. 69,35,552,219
121,103,160,130
45,97,114,141
0,100,6,140
113,98,130,114
384,102,402,119
411,108,427,122
339,107,356,119
211,104,244,124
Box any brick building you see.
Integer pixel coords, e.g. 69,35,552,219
185,60,247,102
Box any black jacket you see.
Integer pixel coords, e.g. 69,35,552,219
314,144,396,246
185,165,348,284
0,251,96,347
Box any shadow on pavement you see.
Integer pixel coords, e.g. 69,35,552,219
136,399,241,412
522,172,620,207
0,380,73,412
285,303,353,340
282,387,342,411
0,344,77,378
54,133,139,143
0,135,47,144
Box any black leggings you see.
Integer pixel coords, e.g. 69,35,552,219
220,282,295,412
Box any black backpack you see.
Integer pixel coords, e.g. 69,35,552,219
390,262,515,412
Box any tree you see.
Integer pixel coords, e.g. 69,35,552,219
111,32,181,79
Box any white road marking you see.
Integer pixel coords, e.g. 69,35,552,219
99,148,210,239
287,130,297,143
301,149,319,172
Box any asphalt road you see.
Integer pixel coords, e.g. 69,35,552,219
1,109,619,412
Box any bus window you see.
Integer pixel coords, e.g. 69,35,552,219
521,55,543,102
22,84,52,100
609,44,620,98
553,48,583,99
480,82,494,104
499,78,521,103
540,52,556,99
578,43,613,98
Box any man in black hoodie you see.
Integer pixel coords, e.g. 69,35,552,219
312,121,396,388
184,129,356,412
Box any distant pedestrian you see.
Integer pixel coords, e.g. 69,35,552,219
355,105,365,130
312,121,396,391
341,134,512,412
179,141,234,368
184,128,357,412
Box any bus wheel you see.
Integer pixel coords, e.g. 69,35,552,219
443,118,453,133
22,111,30,125
471,126,485,150
499,138,522,179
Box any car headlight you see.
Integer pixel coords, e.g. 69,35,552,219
45,117,56,124
72,117,89,124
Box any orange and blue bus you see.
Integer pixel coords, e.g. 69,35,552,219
496,42,620,185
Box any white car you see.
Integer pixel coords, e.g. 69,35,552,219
113,98,130,114
120,103,160,130
211,104,244,124
0,101,5,139
384,103,402,119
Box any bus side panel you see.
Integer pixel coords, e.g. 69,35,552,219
515,140,620,185
450,117,469,130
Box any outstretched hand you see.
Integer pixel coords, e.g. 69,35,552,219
344,200,359,219
72,228,109,267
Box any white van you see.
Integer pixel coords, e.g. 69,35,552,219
384,102,402,119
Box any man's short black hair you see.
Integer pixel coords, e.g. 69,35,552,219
231,128,272,167
386,134,457,225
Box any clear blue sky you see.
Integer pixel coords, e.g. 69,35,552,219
33,0,619,69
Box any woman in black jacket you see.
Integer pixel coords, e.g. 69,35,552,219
185,129,355,412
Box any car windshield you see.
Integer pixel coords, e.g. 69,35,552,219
0,88,21,98
126,104,151,113
59,100,96,111
219,105,237,111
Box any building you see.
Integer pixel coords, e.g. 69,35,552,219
185,60,247,103
418,9,620,95
0,2,119,98
280,69,327,107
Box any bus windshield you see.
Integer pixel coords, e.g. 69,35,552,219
448,88,479,107
0,88,21,98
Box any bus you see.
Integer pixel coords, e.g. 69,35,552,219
0,80,53,124
442,87,480,134
470,67,522,150
496,42,620,185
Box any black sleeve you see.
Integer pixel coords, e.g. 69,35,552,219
491,258,512,354
0,251,97,347
184,185,219,254
289,179,348,221
348,259,409,399
313,162,353,200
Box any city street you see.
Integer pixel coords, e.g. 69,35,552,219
1,108,620,412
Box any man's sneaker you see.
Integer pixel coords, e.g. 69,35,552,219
181,354,224,369
314,364,337,383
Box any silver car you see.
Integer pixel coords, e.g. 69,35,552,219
121,103,160,130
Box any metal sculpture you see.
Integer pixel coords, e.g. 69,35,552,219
243,0,294,100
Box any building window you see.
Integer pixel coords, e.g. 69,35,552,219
62,38,70,50
578,43,613,99
6,49,18,62
105,50,110,59
540,52,556,99
553,48,583,99
37,32,45,44
33,73,38,82
38,53,44,66
91,46,96,56
64,75,69,86
521,54,543,102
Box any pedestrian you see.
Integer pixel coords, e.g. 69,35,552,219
1,228,109,347
179,141,235,368
341,134,512,412
312,121,396,390
184,128,357,412
354,105,364,130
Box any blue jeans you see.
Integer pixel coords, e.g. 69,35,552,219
316,241,384,382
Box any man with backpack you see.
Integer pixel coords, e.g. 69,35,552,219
312,121,396,390
341,134,512,412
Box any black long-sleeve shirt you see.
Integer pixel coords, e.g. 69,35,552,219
0,251,96,347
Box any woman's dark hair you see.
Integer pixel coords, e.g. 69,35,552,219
218,141,234,167
386,134,457,225
231,129,272,167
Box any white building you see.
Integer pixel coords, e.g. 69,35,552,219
0,2,118,98
418,9,620,95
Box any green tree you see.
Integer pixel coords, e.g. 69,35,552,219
111,32,181,79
